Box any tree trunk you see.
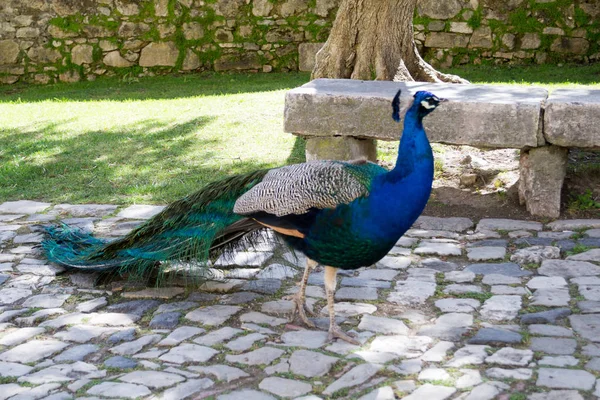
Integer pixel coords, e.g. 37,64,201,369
312,0,467,83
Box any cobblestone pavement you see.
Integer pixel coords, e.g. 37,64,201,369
1,201,600,399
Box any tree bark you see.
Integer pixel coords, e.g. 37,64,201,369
312,0,467,83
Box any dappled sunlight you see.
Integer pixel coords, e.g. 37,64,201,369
0,116,222,203
0,74,307,204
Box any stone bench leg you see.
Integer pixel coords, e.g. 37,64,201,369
518,145,568,219
304,136,377,162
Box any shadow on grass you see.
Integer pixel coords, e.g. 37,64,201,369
0,116,276,204
0,72,313,204
286,135,306,165
0,72,311,103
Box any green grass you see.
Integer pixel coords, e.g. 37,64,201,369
509,393,527,400
0,72,310,204
441,63,600,90
453,291,493,302
568,189,600,212
567,243,592,256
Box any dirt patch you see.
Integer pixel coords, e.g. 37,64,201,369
418,145,600,221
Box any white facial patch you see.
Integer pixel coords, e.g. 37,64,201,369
421,100,436,109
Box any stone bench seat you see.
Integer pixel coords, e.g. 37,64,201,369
545,89,600,149
284,79,600,218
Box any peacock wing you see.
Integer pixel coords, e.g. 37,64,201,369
233,160,387,217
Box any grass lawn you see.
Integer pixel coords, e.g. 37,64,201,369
0,72,310,205
442,62,600,89
1,64,599,205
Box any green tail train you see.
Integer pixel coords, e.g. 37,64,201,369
41,169,270,280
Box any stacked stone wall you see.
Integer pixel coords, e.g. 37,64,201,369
0,0,598,85
0,0,337,84
414,0,600,68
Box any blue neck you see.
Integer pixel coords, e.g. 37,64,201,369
389,106,432,181
360,104,434,240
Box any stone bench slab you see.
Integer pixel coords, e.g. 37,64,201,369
545,89,600,149
285,79,547,148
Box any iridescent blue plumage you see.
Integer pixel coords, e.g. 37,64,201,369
41,89,444,343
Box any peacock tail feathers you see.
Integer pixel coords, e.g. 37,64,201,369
41,169,270,282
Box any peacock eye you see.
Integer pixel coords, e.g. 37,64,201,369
420,97,438,109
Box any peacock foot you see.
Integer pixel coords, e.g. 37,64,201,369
328,324,360,345
284,292,316,328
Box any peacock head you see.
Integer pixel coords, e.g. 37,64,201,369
392,90,446,122
413,90,446,118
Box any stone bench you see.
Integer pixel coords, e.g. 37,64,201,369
284,79,600,219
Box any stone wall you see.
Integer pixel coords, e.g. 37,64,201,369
414,0,600,68
0,0,598,84
0,0,337,84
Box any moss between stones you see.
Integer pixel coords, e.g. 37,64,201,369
48,16,83,33
508,9,543,33
466,7,483,30
197,47,221,66
88,15,119,30
137,0,155,19
174,30,187,70
530,0,573,23
113,65,143,78
413,14,433,27
574,7,591,26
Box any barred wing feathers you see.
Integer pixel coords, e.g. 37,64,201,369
234,160,387,217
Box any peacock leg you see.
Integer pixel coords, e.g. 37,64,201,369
285,257,317,328
324,266,360,345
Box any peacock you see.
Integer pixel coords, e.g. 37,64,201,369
41,89,445,344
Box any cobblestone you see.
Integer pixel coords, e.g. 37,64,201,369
445,345,489,367
259,376,312,397
480,295,522,321
189,364,249,382
435,298,480,313
465,262,532,277
531,337,577,355
357,314,409,335
323,363,383,396
467,246,506,261
159,343,219,364
468,327,522,345
86,382,151,398
539,355,579,367
414,241,462,256
0,211,599,398
401,383,456,400
225,347,284,366
537,368,596,390
521,308,572,324
485,347,533,366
